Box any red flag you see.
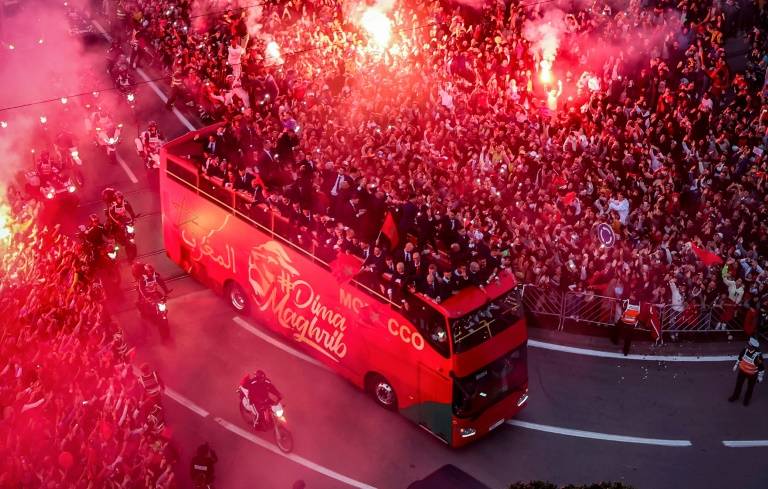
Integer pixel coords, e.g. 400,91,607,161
331,253,361,283
648,305,662,342
562,191,577,205
690,243,723,266
379,212,399,249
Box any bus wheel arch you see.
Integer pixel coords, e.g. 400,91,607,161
365,373,398,411
224,280,250,315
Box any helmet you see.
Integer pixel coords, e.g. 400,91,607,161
144,263,155,274
254,370,266,381
148,121,158,130
89,213,99,223
196,443,210,456
749,337,760,348
115,190,124,200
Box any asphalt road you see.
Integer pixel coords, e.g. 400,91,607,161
4,4,768,489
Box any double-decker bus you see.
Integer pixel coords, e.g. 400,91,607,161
159,124,528,447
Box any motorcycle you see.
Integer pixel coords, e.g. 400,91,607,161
138,290,170,340
95,123,123,163
24,169,78,202
105,211,137,262
237,386,293,453
135,134,164,170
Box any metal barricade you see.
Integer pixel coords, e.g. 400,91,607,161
563,291,622,329
520,284,565,330
520,284,748,335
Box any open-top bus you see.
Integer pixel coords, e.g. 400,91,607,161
160,124,528,446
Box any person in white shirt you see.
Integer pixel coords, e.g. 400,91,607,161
227,37,245,81
608,191,630,224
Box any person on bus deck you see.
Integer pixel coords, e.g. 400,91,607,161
395,242,417,269
419,273,442,303
453,264,472,290
439,269,457,299
362,244,385,272
201,154,221,178
234,167,253,191
410,252,427,280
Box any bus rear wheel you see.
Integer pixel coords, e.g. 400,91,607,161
367,374,398,411
225,281,250,315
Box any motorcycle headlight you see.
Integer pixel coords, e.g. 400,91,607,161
107,251,117,259
127,94,135,102
126,225,134,234
70,150,79,158
271,404,284,418
157,302,167,312
108,138,116,145
45,190,55,199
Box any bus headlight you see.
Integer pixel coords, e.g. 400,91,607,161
459,427,476,438
157,302,167,312
67,184,76,193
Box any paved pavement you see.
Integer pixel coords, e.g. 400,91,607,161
4,4,768,489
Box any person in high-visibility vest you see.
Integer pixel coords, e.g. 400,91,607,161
728,337,764,406
138,363,165,407
612,292,641,356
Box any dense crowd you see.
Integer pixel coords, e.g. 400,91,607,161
0,202,176,488
112,0,767,329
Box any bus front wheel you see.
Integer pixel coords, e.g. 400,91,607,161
225,281,250,315
367,374,398,411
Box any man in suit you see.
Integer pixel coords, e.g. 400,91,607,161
418,272,442,303
234,167,253,192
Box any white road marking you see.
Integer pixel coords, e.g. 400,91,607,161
165,387,210,417
722,440,768,448
91,20,112,41
135,68,197,131
233,317,328,371
214,417,378,489
90,20,197,132
527,339,754,363
507,420,692,447
115,152,139,183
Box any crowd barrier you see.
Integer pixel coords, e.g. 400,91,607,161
519,284,750,336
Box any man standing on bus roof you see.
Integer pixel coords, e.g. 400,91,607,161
729,337,764,406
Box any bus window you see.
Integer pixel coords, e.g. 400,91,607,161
452,346,527,418
449,289,521,354
409,300,450,358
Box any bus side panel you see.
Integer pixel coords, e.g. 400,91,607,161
160,184,447,411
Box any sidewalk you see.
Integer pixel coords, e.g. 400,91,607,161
528,327,747,358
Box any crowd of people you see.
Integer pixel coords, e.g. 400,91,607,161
0,201,176,488
109,0,768,332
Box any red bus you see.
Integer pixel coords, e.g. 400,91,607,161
159,125,528,447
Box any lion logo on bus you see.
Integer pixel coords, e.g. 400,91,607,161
248,241,299,299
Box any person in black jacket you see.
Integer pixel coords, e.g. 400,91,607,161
190,443,218,486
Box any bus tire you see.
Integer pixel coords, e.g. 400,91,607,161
367,374,398,411
225,281,250,315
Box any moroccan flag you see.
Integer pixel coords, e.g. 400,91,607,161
690,243,723,266
379,212,399,249
331,253,361,283
648,305,662,342
562,191,577,205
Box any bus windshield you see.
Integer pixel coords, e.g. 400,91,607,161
452,345,527,418
449,289,521,354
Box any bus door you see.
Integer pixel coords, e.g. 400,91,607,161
417,363,453,443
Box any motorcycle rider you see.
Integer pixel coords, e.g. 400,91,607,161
137,121,165,167
35,150,59,185
82,213,107,250
190,442,218,487
136,263,170,306
240,370,281,428
107,190,137,232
